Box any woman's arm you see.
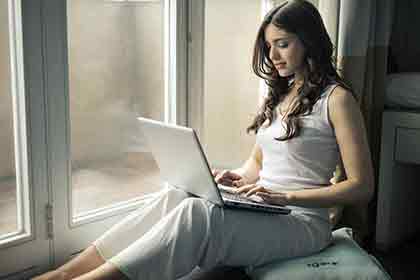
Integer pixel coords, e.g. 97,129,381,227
214,143,263,187
289,86,374,206
231,143,263,186
241,86,375,208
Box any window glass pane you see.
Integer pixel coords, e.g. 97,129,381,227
67,0,165,216
0,0,18,236
203,0,260,169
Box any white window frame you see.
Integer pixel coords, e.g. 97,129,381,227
165,0,188,125
186,0,204,137
0,0,32,248
41,0,190,227
0,0,51,277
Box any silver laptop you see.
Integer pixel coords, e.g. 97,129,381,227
137,117,291,215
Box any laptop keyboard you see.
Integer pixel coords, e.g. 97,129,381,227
221,190,256,203
219,188,291,214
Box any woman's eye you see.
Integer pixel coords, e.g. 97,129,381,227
275,42,288,48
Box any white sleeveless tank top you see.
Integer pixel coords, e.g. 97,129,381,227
256,84,341,219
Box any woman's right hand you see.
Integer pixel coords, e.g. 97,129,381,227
212,169,246,187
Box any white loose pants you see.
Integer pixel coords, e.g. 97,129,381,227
93,186,332,280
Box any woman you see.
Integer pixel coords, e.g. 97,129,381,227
33,0,374,279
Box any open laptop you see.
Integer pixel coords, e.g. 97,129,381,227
137,117,291,215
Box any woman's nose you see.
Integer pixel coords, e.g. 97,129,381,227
269,47,280,61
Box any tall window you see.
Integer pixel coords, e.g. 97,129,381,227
0,0,29,241
67,0,165,216
0,0,18,237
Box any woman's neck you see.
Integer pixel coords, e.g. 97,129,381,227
292,68,305,86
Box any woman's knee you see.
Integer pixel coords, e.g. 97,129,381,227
164,186,191,204
169,198,222,266
179,197,211,211
177,198,216,230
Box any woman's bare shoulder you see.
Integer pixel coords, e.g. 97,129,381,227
328,85,356,102
327,85,359,129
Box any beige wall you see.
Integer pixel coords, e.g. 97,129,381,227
203,0,320,169
0,0,15,178
204,0,261,169
67,0,164,165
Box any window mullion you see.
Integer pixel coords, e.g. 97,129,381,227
187,0,204,138
165,0,188,126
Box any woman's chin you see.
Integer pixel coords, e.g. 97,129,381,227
277,69,294,77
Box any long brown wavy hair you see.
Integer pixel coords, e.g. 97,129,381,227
247,0,354,141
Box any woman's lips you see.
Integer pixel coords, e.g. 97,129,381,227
275,62,286,69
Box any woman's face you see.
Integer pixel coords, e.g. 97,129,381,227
264,23,306,79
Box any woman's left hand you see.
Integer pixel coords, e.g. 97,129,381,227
235,184,290,206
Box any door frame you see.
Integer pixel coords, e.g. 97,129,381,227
0,0,50,278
